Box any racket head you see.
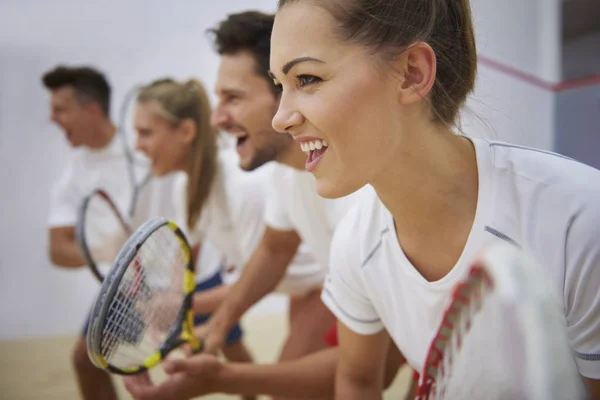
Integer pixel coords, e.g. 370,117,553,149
118,85,149,170
116,85,153,220
86,217,201,375
75,189,132,282
416,243,584,400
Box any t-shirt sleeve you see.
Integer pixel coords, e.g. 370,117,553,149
264,167,294,231
47,161,80,228
564,202,600,379
321,206,384,335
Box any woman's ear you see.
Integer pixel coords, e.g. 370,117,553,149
393,42,437,106
178,119,198,144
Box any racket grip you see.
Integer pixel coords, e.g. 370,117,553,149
191,341,204,355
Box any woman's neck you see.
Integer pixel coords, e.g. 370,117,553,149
371,126,479,281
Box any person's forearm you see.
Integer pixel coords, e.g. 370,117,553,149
584,377,600,399
49,242,85,267
193,284,231,314
219,348,337,399
213,242,295,329
335,377,382,400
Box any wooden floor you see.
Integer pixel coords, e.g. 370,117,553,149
0,312,412,399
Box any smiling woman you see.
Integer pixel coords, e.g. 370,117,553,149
271,0,600,399
270,0,477,199
136,79,217,228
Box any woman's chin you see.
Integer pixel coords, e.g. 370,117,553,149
315,178,356,200
150,165,168,177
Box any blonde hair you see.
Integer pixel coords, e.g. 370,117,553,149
138,78,218,228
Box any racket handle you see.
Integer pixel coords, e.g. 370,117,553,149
191,341,204,355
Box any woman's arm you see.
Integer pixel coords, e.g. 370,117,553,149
192,284,230,314
335,322,391,400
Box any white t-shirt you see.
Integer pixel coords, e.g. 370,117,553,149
49,136,180,228
48,136,133,228
48,137,185,267
322,137,600,379
175,149,323,293
131,172,182,228
264,163,365,268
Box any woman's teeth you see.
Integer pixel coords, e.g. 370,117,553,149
300,139,328,153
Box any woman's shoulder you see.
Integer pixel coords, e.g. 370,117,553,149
330,186,388,268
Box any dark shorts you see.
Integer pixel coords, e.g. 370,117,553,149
82,271,243,346
192,271,243,346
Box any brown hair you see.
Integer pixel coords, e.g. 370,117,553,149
207,11,279,95
42,65,111,117
277,0,477,126
137,78,218,228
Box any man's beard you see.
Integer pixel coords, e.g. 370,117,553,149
241,131,294,171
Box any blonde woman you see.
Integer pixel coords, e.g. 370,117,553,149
269,0,600,397
133,78,326,393
134,78,256,399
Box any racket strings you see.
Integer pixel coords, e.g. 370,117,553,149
101,258,154,346
83,194,130,266
101,244,180,365
101,290,149,361
116,227,181,328
100,226,188,369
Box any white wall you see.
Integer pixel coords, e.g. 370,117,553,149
464,0,566,150
462,62,556,151
0,0,563,339
471,0,562,83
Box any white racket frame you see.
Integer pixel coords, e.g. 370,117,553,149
416,243,584,400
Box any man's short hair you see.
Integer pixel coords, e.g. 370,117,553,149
208,11,279,94
42,66,111,116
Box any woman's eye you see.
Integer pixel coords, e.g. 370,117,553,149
297,74,322,88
